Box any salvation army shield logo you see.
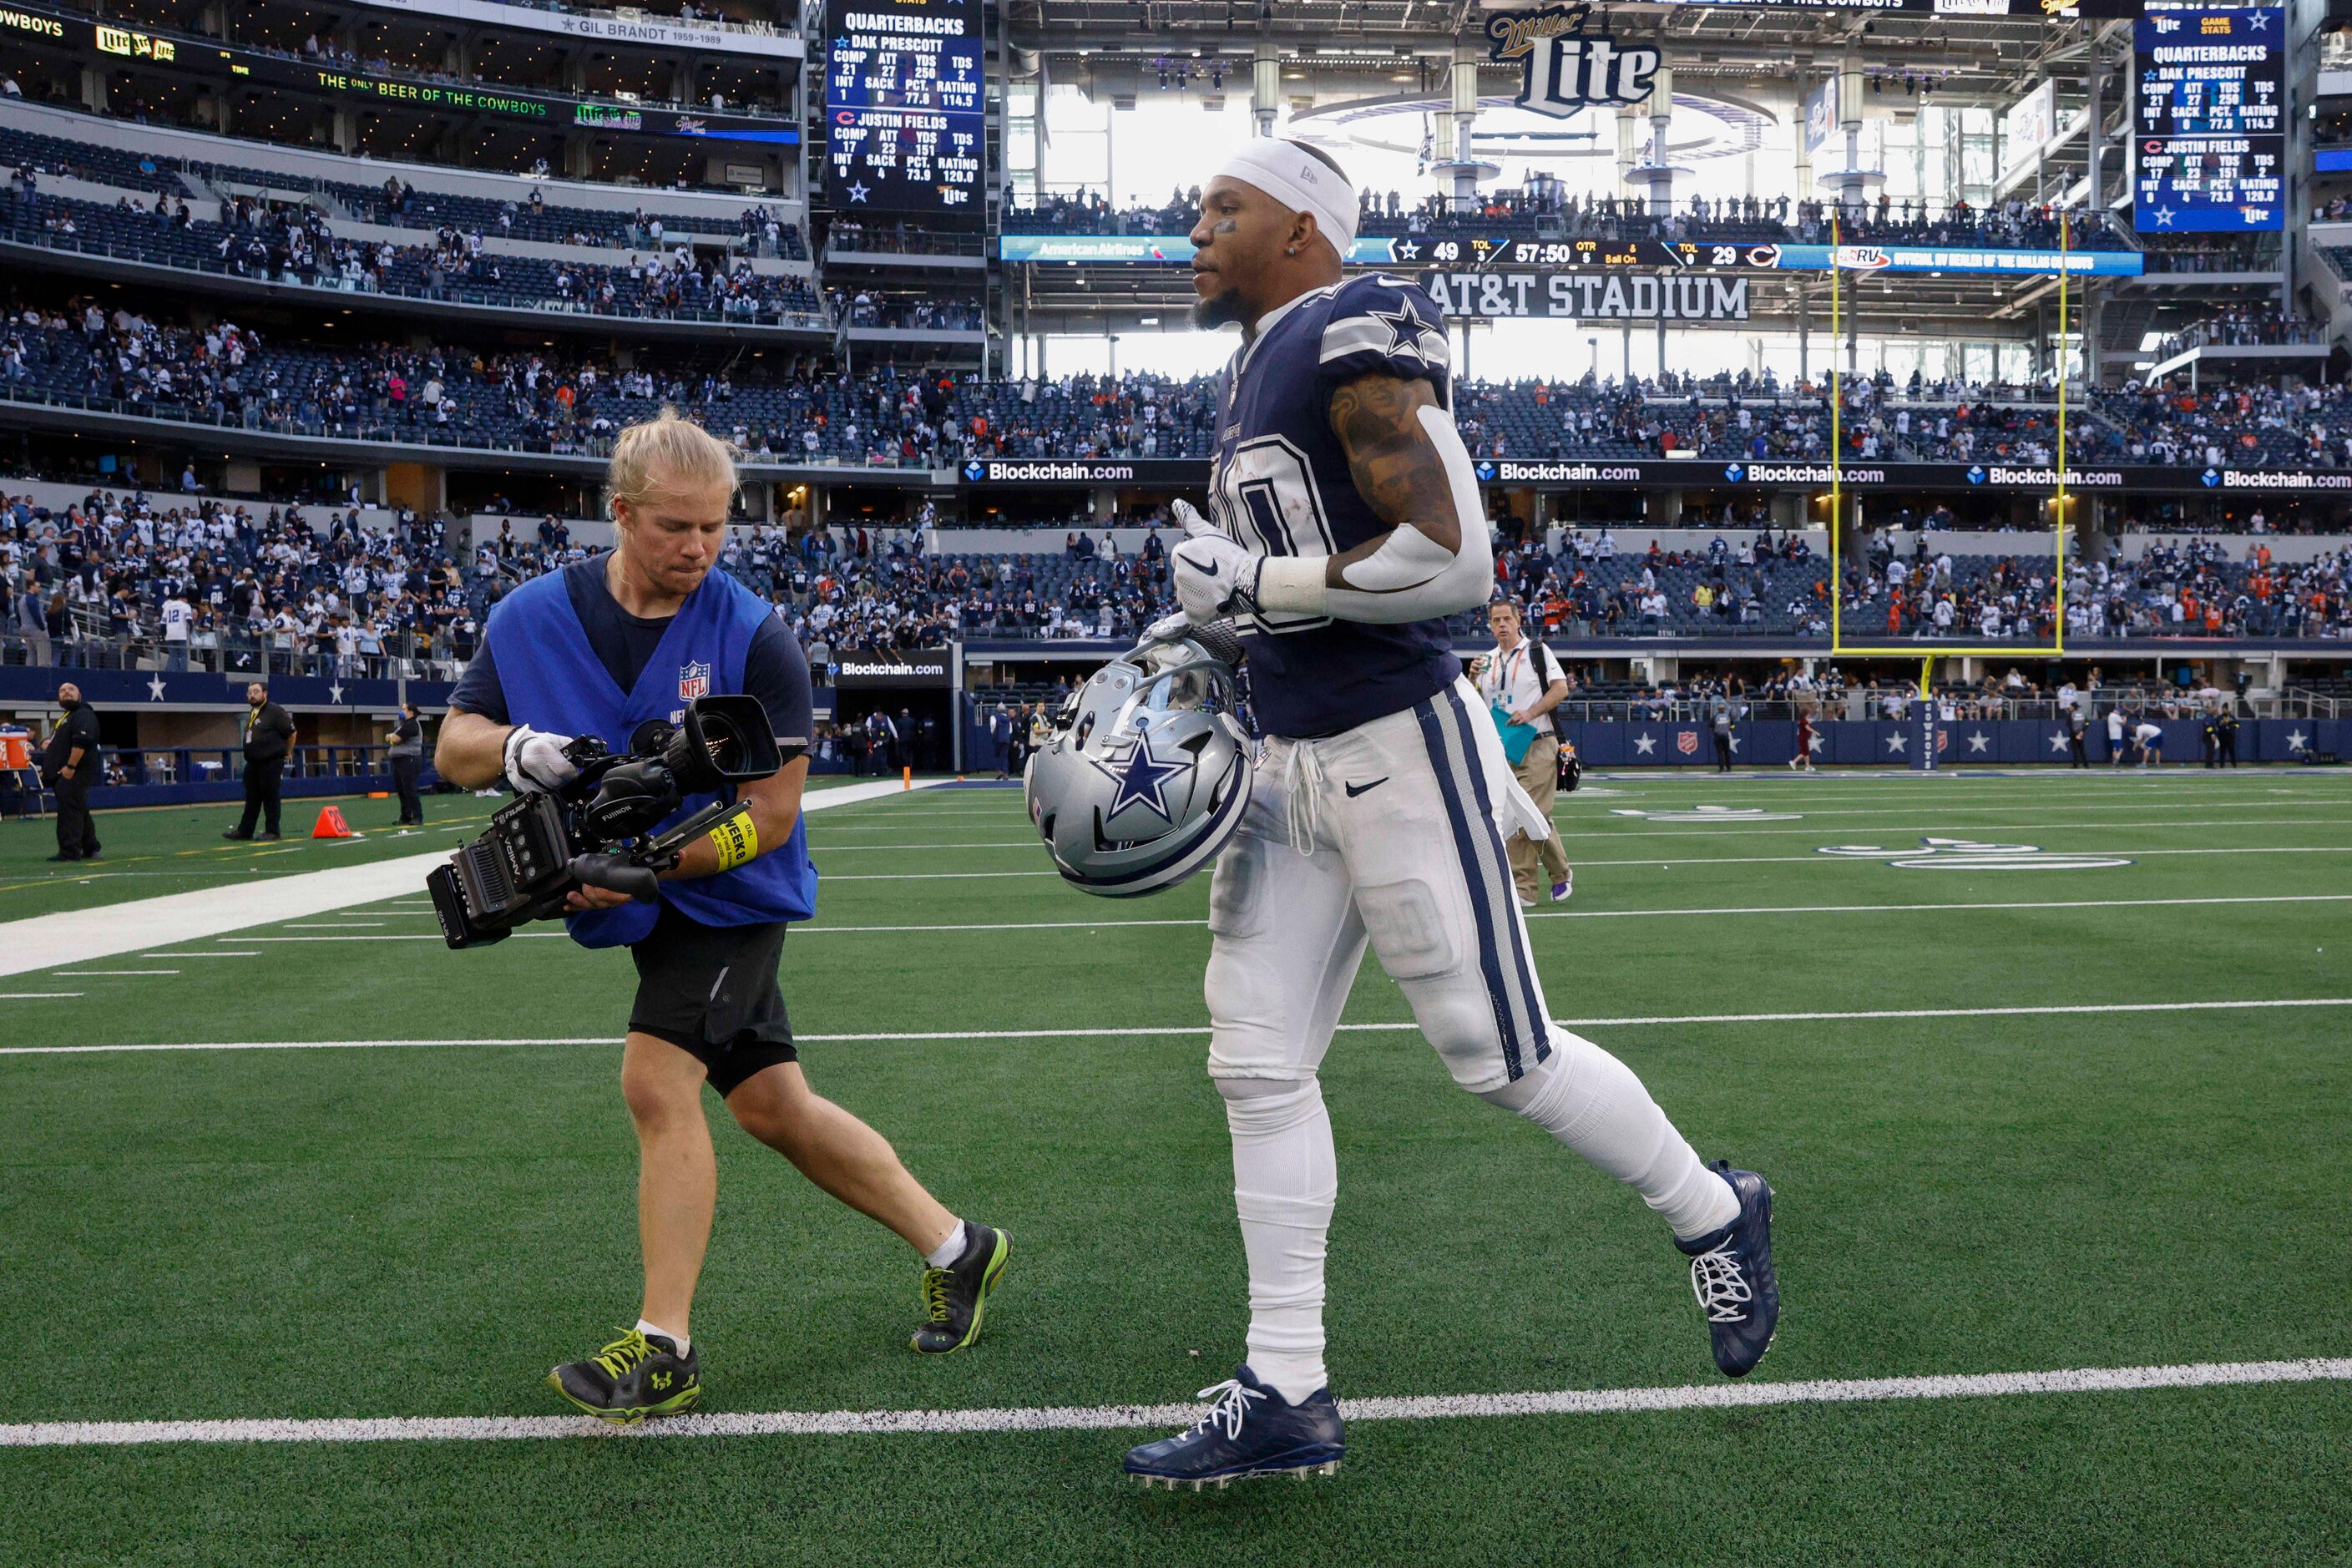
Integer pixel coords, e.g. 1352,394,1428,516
678,660,711,701
1676,731,1699,756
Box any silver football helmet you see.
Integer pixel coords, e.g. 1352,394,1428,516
1023,620,1252,898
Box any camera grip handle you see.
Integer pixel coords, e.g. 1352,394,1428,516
569,853,661,903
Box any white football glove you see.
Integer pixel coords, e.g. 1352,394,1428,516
503,724,580,795
1168,498,1257,625
1141,611,1195,645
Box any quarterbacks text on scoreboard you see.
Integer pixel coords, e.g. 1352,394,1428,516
823,0,981,212
2132,8,2284,233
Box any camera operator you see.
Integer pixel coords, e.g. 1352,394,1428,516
434,411,1009,1425
223,682,296,842
41,680,102,862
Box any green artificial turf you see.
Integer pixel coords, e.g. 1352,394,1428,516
2,768,2348,1565
0,771,880,918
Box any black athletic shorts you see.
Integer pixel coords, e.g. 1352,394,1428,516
628,900,797,1096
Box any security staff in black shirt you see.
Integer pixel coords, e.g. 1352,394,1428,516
225,681,296,841
41,680,102,862
387,701,425,825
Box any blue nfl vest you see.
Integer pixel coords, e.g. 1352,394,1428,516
484,564,817,948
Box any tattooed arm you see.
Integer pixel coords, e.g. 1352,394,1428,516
1247,370,1492,623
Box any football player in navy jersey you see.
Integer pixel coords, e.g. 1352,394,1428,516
1123,140,1778,1490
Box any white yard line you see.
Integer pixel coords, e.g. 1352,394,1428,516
53,970,179,977
11,996,2350,1057
2,1356,2343,1449
820,797,2347,828
807,843,2352,884
802,817,2352,851
0,779,948,978
176,891,2352,943
0,992,80,999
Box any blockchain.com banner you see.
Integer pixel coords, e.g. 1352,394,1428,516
946,457,2352,495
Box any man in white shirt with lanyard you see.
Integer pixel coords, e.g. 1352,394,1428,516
1471,599,1573,906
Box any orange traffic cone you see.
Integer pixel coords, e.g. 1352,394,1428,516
311,804,355,839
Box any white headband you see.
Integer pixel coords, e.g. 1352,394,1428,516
1213,139,1358,255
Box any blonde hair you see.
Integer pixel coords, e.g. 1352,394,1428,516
607,407,740,515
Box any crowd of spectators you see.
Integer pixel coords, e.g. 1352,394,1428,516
2096,376,2352,470
0,488,481,675
11,472,2352,695
2141,235,2279,274
824,219,984,256
0,300,1233,465
1004,184,2119,251
1839,532,2352,641
0,175,825,325
828,287,986,332
12,296,2352,476
372,177,805,257
2151,304,2329,360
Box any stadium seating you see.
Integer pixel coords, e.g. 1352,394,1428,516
0,186,822,326
11,290,2347,474
0,125,807,255
1004,190,2122,252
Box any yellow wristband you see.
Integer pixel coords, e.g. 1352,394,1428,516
708,813,759,871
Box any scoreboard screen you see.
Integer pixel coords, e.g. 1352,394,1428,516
823,0,982,213
2132,8,2284,233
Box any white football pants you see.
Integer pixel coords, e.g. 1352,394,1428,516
1204,677,1738,1401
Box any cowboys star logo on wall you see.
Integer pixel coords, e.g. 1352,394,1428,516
678,660,711,701
1091,726,1189,822
1487,3,1662,119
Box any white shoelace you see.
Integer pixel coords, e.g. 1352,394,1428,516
1186,1378,1267,1440
1281,739,1327,857
1688,1241,1753,1324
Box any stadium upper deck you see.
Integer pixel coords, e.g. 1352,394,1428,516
0,0,2334,620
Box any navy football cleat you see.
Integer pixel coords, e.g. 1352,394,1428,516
1677,1161,1779,1378
1124,1365,1345,1490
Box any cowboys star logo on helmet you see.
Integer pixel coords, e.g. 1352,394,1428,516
1024,620,1252,898
1091,725,1190,822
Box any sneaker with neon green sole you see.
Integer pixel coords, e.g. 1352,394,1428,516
548,1328,702,1424
910,1224,1011,1353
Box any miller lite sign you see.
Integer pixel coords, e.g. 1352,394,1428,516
1487,4,1661,119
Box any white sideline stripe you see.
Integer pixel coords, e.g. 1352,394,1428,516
0,992,80,999
803,817,2352,851
817,842,2352,884
9,996,2349,1056
171,892,2352,944
3,1357,2344,1448
0,779,948,978
816,797,2344,830
53,970,179,977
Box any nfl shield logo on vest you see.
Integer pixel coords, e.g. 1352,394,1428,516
1676,731,1699,756
679,661,711,701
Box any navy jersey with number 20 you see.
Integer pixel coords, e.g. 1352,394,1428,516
1206,272,1464,739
